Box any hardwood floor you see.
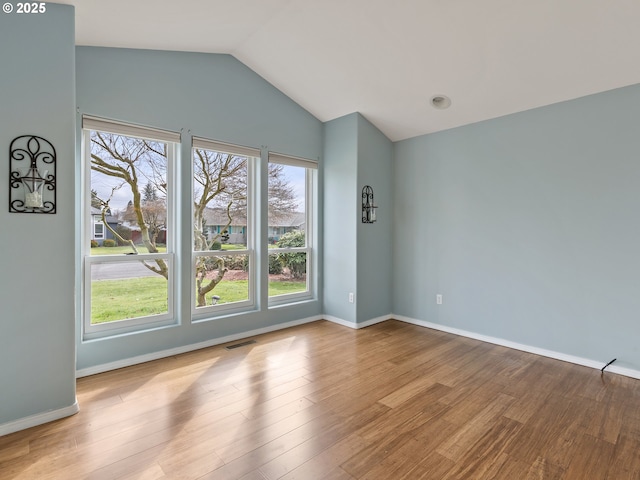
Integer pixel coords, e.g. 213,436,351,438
2,320,640,479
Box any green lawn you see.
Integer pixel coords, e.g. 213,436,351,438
91,276,168,323
268,281,307,297
220,244,246,251
91,245,167,255
91,276,306,324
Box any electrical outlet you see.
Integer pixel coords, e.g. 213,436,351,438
436,294,443,305
349,292,354,303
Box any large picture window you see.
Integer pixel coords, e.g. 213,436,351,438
192,138,258,316
267,153,316,305
82,117,178,337
81,116,318,339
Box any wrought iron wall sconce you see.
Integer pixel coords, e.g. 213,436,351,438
9,135,56,214
361,185,378,223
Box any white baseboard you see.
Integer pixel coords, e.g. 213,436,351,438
0,400,79,437
394,314,640,381
77,315,323,378
77,309,640,381
324,314,391,329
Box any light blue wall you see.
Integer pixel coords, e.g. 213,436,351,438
393,84,640,370
76,47,322,159
76,47,323,370
0,4,77,426
356,116,393,323
323,113,393,324
323,114,358,322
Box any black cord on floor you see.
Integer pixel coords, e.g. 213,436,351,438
601,358,617,373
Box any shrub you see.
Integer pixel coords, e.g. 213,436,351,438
90,240,99,248
102,239,117,247
223,255,248,271
210,240,222,251
276,231,306,279
269,254,283,275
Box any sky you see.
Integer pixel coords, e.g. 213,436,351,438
91,157,306,215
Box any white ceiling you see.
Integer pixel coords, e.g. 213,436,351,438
58,0,640,141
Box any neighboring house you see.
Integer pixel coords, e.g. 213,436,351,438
202,208,248,245
121,201,168,246
121,222,168,246
201,208,305,245
90,207,119,244
268,211,305,243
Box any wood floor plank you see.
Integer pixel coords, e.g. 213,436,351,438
605,434,640,479
398,450,456,480
443,416,524,479
214,402,331,463
2,319,640,479
436,393,516,461
562,433,616,479
278,434,367,480
254,404,389,480
524,456,566,480
341,400,450,478
0,439,29,463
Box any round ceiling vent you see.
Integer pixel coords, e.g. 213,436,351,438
431,95,452,110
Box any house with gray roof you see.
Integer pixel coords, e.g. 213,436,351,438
202,208,304,245
90,207,119,245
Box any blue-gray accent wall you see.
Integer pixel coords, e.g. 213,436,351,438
323,114,359,322
323,113,393,324
356,116,393,323
75,47,324,370
393,84,640,370
0,4,77,427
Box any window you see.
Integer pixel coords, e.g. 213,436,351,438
192,138,258,316
268,153,316,304
93,221,104,240
82,116,178,337
81,116,317,339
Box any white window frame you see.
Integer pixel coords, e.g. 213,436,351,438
268,152,317,307
191,137,258,319
82,117,179,339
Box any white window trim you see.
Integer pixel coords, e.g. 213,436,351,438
191,142,257,320
268,152,318,169
268,160,316,306
192,136,260,159
83,115,181,143
82,119,178,339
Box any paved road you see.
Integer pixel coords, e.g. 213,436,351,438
91,261,164,280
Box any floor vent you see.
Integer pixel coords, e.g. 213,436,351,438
225,339,257,350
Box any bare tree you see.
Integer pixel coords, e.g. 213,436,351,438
123,182,166,246
91,131,299,307
267,163,298,222
90,131,169,278
193,149,247,306
192,151,299,306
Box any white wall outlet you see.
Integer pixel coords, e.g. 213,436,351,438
436,294,443,305
349,292,354,303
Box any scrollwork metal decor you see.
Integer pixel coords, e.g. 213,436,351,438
9,135,56,214
362,185,377,223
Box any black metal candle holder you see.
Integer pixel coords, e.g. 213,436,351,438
362,185,378,223
9,135,56,214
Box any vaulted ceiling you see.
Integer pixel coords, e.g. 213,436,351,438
58,0,640,141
